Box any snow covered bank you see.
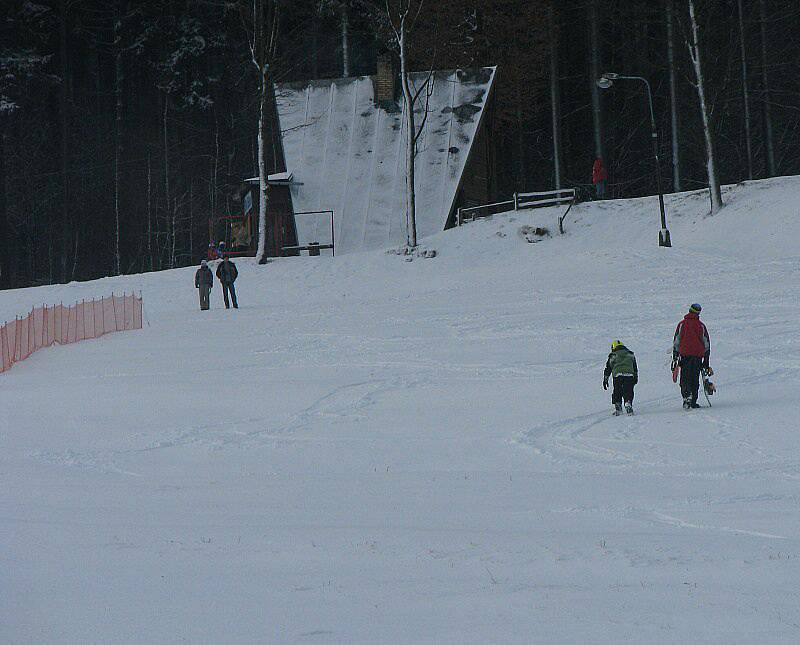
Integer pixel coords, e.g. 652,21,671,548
2,176,800,643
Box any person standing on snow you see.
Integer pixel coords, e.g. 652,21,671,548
603,340,638,415
592,157,608,199
215,254,239,309
195,259,214,311
673,303,711,409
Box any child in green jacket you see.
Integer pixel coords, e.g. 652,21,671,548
603,340,638,415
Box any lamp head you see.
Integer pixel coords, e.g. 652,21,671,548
597,72,620,89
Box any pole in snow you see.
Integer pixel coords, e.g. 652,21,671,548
597,73,672,248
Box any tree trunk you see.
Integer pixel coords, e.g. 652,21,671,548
0,127,8,289
759,0,776,176
737,0,753,180
254,0,273,263
113,5,124,275
688,0,723,213
256,69,269,261
666,0,681,192
399,20,417,249
341,4,351,77
59,0,71,283
589,0,604,160
163,98,174,267
311,15,319,78
147,152,153,271
549,4,562,191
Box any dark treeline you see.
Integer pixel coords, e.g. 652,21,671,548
1,0,799,288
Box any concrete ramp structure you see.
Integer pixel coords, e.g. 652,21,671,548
273,67,497,254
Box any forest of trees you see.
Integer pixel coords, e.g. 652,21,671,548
1,0,799,288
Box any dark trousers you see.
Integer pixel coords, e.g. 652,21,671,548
221,282,238,309
199,284,211,310
595,180,606,199
612,375,635,405
680,355,702,403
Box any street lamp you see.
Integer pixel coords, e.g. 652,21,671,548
597,72,672,247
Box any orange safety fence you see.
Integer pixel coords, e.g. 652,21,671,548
1,292,143,374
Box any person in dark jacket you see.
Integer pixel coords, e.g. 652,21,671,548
195,259,214,311
592,157,608,199
673,303,711,409
603,340,638,415
215,255,238,309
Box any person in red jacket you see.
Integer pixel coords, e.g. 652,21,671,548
592,157,608,199
673,303,711,409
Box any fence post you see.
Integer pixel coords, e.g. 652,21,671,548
29,307,34,357
514,193,518,211
330,212,335,257
112,292,119,332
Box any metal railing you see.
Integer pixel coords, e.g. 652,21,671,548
456,188,578,234
456,199,515,225
281,210,335,257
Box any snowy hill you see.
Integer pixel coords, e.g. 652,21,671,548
3,176,800,643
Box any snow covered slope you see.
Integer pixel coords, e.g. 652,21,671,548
2,176,800,643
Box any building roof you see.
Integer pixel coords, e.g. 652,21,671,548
274,67,496,253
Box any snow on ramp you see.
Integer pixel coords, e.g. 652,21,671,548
275,68,496,253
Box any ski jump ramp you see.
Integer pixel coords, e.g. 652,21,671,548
274,67,496,254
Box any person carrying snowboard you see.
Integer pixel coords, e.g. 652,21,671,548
215,254,239,309
673,303,711,409
194,259,214,311
603,340,638,415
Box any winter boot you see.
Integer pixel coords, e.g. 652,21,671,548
683,398,691,410
625,402,634,415
613,403,623,416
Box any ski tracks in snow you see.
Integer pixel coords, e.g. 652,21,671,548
515,396,800,482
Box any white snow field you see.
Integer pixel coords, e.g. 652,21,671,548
2,176,800,643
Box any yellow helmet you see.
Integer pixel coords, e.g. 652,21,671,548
611,340,623,351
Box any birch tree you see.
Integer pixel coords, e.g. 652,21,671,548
687,0,723,213
357,0,436,249
243,0,280,263
341,3,351,76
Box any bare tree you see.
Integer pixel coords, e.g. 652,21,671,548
549,4,562,191
687,0,723,213
357,0,436,249
58,0,71,281
665,0,681,192
341,3,351,76
758,0,776,177
737,0,753,180
244,0,280,263
113,1,126,276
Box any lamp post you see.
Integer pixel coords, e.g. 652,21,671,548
597,73,672,247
